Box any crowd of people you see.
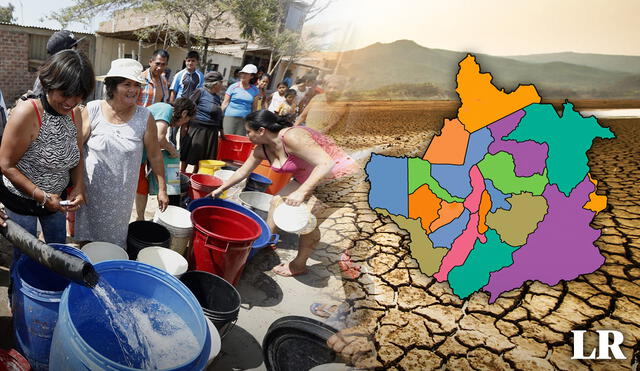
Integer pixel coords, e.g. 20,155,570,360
0,28,354,279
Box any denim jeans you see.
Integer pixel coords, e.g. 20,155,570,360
6,209,67,262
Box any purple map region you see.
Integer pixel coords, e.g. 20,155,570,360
487,110,548,177
483,175,604,302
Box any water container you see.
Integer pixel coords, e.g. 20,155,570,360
188,197,279,260
81,242,129,263
216,135,253,163
197,160,225,175
190,206,260,285
49,260,211,371
180,271,240,338
137,246,188,277
0,348,30,371
11,243,89,370
153,206,193,256
238,191,273,220
244,173,273,193
126,221,171,260
189,174,223,199
253,160,293,195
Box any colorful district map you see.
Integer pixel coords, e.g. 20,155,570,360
365,55,616,303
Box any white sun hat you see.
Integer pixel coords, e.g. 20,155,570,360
239,64,258,74
96,58,147,84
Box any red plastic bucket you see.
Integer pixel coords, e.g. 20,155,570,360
190,206,261,285
189,174,223,199
0,348,31,371
216,135,254,163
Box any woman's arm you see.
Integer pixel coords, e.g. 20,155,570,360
280,128,335,206
67,106,86,210
156,120,178,158
210,148,264,198
221,93,231,112
143,114,168,211
0,100,64,211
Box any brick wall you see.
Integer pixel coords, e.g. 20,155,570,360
0,29,33,105
0,26,95,106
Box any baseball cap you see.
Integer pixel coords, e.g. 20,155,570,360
46,30,85,55
239,64,258,74
204,71,223,83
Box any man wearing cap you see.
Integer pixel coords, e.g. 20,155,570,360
180,71,224,173
30,30,85,98
137,49,170,107
221,63,260,136
168,50,204,145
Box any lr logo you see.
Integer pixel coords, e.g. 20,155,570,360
571,330,627,360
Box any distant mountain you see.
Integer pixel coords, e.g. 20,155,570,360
506,52,640,75
333,40,637,99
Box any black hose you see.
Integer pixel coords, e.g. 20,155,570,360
0,219,99,288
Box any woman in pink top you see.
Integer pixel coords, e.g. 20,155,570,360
210,109,355,276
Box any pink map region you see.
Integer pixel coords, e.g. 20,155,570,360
483,176,604,302
463,165,485,213
434,212,487,282
487,110,548,177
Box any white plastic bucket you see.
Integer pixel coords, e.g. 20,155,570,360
153,206,193,255
136,246,188,277
205,317,222,366
273,203,311,234
81,242,129,263
214,170,247,203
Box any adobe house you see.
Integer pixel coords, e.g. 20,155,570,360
0,23,95,103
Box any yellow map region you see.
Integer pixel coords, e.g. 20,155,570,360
456,55,541,133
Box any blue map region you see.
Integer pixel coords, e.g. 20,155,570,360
430,127,494,198
365,154,408,216
428,209,471,248
484,179,512,213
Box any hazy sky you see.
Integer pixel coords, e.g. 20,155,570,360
5,0,640,56
306,0,640,56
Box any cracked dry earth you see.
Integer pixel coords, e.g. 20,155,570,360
314,102,639,370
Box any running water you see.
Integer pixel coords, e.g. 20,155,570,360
88,278,200,369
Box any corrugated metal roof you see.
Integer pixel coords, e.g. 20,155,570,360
0,22,94,36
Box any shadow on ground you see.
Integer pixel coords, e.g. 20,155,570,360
208,324,263,371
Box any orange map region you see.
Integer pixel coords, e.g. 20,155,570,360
477,190,492,234
456,55,541,133
423,118,470,165
430,200,464,232
583,173,607,214
409,184,442,233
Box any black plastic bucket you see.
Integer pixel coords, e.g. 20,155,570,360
126,221,171,260
180,271,241,337
244,173,273,193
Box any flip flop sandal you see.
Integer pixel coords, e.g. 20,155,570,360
310,303,338,318
339,253,361,280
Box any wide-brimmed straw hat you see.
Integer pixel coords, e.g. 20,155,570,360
96,59,147,84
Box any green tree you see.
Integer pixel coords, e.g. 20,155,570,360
0,3,15,23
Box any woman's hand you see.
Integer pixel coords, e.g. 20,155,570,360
157,190,169,212
65,186,86,212
209,187,225,199
284,189,307,207
43,193,65,213
168,146,179,158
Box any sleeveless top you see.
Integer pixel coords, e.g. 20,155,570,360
262,126,355,184
3,99,79,198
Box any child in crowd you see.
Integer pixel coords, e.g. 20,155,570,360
276,89,297,119
268,82,288,112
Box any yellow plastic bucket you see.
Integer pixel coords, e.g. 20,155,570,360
198,160,226,175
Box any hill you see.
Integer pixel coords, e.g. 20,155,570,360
332,40,636,99
506,51,640,75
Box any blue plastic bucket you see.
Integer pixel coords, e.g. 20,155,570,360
11,243,89,371
244,173,273,193
49,260,210,371
188,197,278,260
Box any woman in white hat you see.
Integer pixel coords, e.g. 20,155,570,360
74,58,168,248
220,63,260,136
